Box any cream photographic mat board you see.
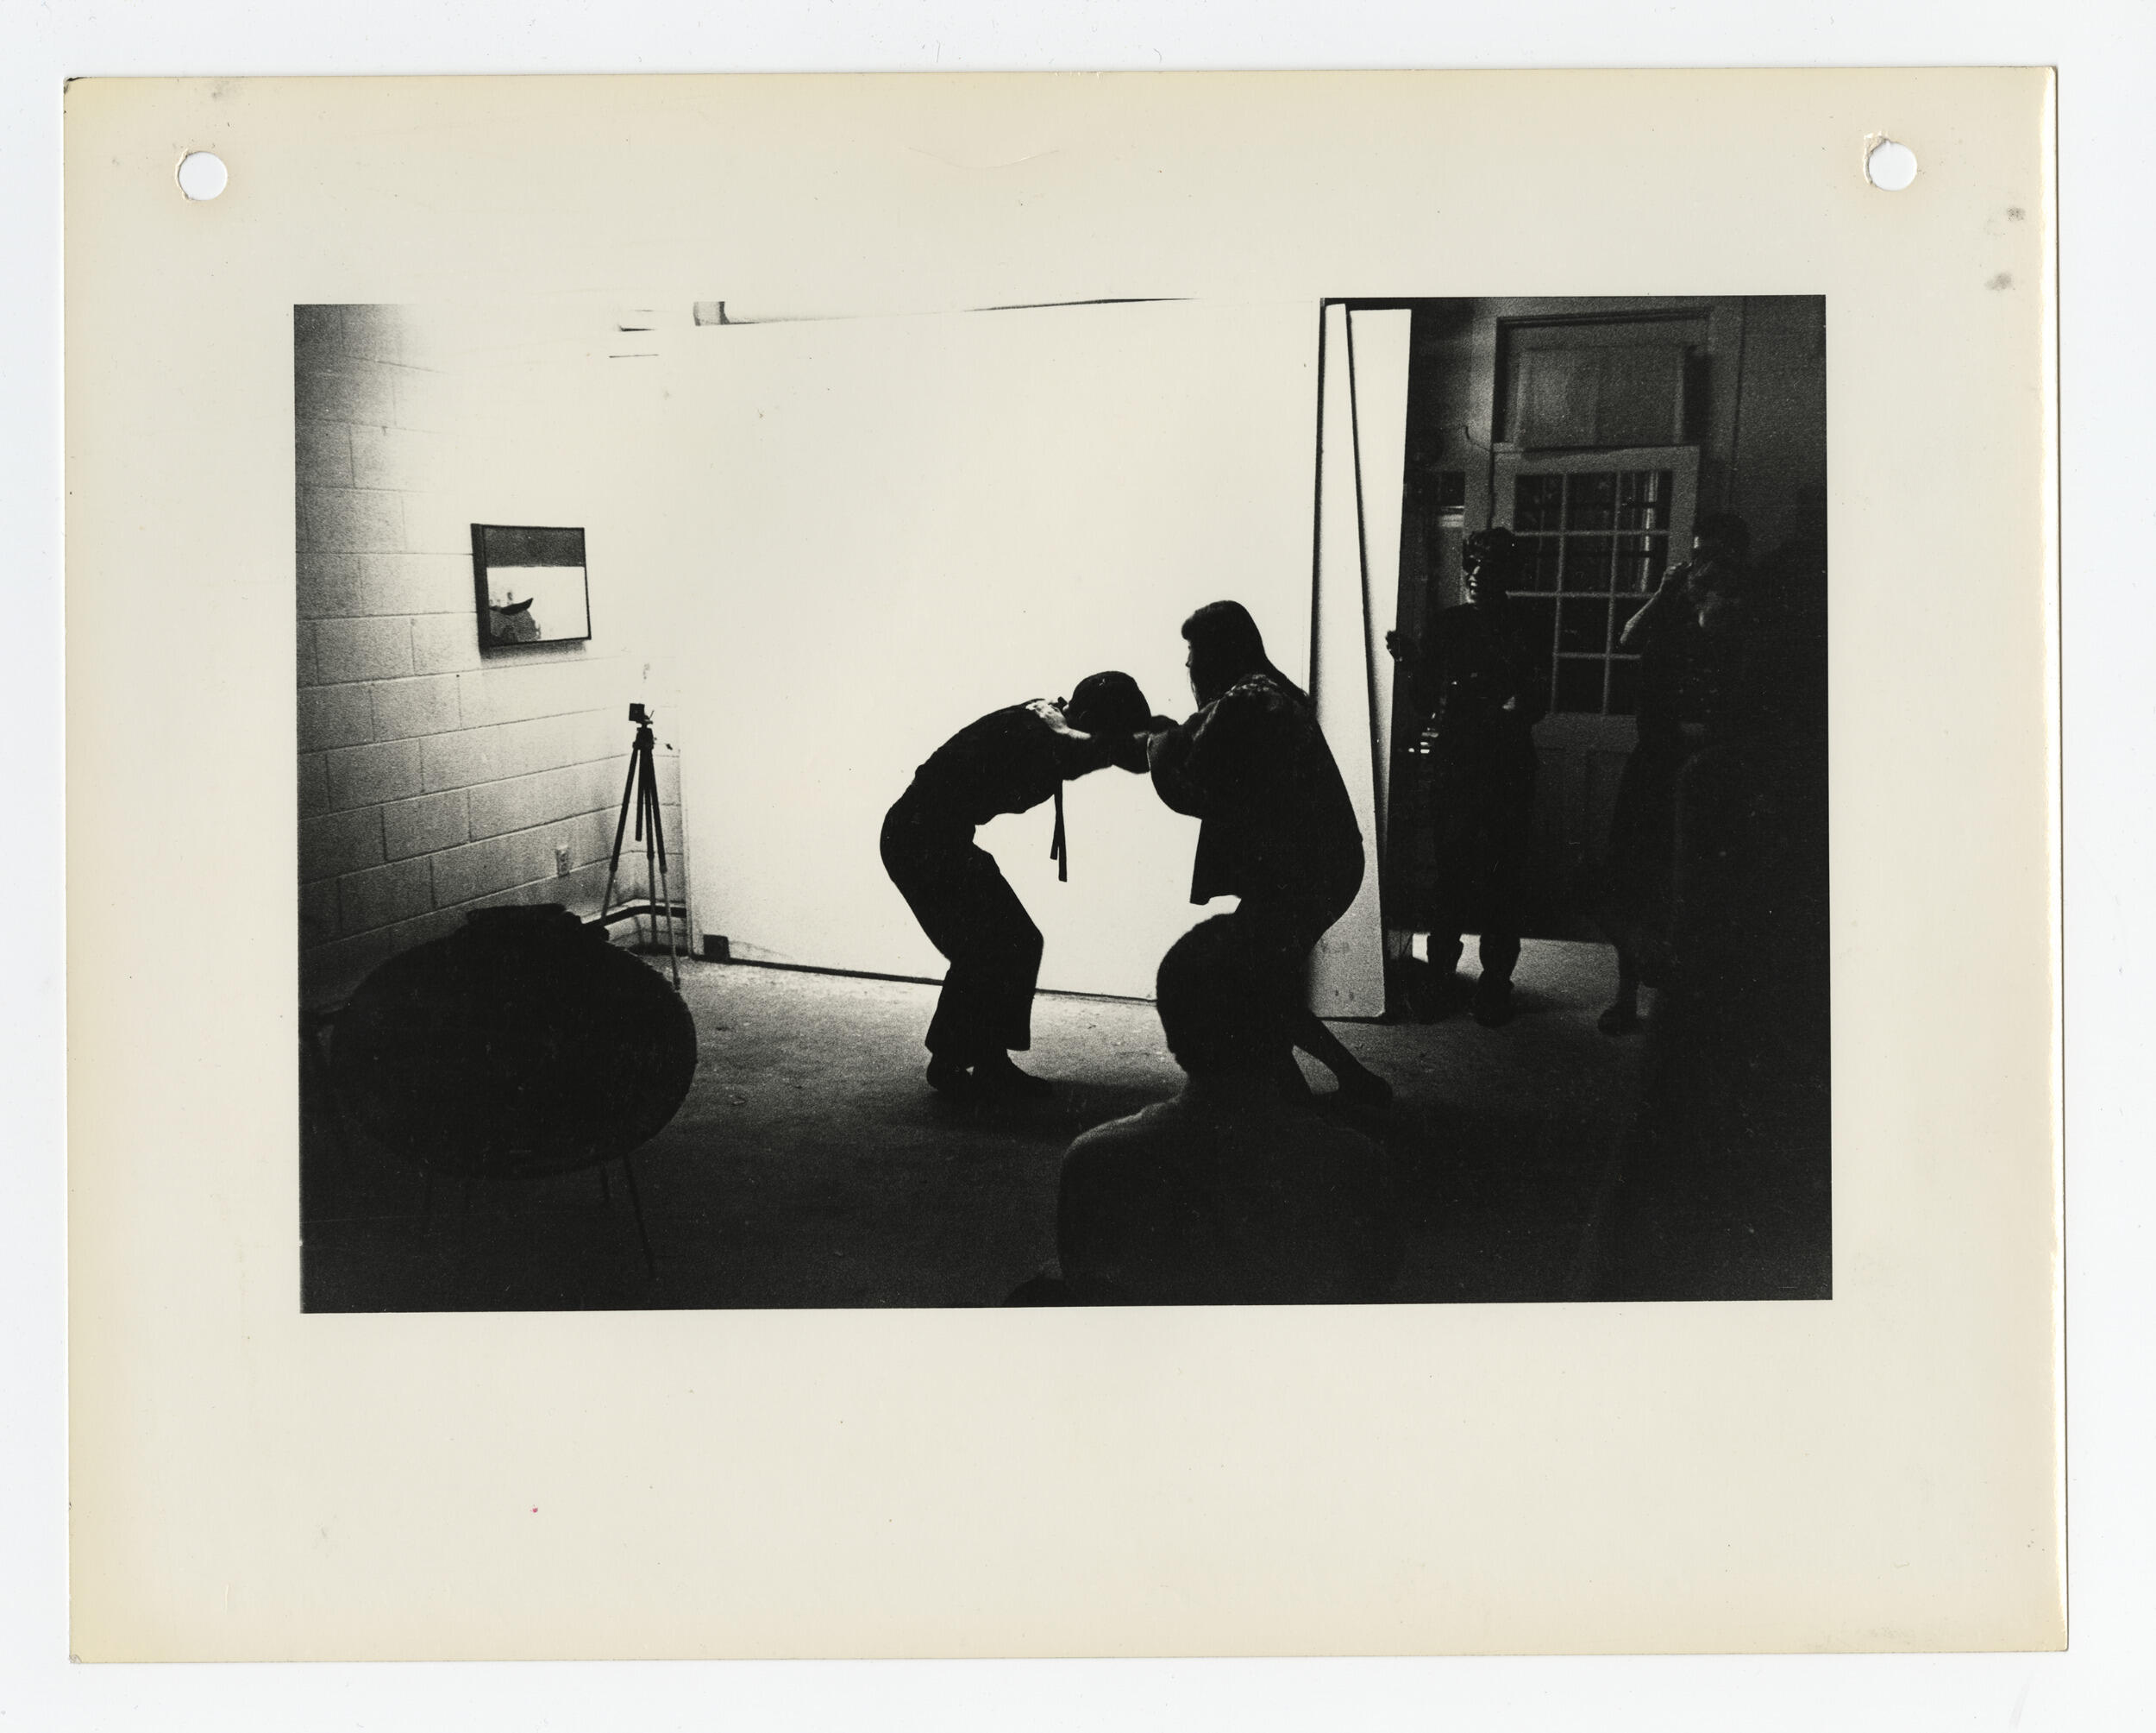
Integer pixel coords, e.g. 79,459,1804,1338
66,70,2060,1658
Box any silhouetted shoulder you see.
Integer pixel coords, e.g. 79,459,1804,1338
1062,1102,1182,1163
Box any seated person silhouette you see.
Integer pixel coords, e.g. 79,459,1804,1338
1043,915,1402,1306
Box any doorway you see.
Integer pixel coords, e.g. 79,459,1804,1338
1387,445,1699,940
1496,446,1700,929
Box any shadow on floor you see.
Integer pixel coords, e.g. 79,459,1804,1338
302,939,1654,1311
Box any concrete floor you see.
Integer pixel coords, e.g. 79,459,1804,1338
302,939,1646,1311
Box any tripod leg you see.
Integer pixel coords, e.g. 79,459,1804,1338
642,780,661,958
643,761,681,987
655,850,680,986
620,1153,657,1279
599,750,642,923
645,748,669,878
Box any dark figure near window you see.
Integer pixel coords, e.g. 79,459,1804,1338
881,672,1159,1099
1595,511,1752,1035
1145,601,1392,1108
1386,526,1550,1027
1047,915,1401,1305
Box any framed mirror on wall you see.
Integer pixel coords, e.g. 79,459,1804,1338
471,523,592,650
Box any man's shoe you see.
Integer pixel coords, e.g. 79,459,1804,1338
924,1053,973,1096
971,1053,1054,1098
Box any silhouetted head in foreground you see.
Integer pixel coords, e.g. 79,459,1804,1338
1156,915,1277,1077
1181,600,1300,707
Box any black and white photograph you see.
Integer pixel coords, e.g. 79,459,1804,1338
296,292,1829,1312
60,60,2071,1679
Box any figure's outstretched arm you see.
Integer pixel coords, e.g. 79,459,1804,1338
1146,716,1208,816
1620,563,1689,648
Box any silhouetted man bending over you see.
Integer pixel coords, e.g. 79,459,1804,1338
881,672,1158,1099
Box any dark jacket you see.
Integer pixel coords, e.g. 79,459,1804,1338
893,700,1069,832
1150,671,1363,909
1401,599,1550,751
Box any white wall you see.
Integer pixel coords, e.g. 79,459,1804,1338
298,294,1401,1011
662,299,1321,1001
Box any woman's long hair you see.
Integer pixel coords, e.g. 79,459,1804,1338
1181,600,1305,706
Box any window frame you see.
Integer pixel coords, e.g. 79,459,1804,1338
1492,444,1701,747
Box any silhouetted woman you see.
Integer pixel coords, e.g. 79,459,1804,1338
1386,526,1548,1027
881,672,1159,1099
1144,602,1391,1108
1596,512,1751,1033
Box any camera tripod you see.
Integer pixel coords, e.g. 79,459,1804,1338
598,703,683,988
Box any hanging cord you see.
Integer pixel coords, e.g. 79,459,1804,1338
1046,695,1073,882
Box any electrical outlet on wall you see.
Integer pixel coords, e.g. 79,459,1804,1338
554,842,572,878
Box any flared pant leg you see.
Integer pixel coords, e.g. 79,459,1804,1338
881,809,1044,1061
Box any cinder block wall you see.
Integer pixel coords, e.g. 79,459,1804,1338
296,305,680,1006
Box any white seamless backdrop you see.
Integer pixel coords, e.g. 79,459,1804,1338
667,298,1324,999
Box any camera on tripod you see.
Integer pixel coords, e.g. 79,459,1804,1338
599,700,680,986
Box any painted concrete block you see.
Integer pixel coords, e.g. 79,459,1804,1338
341,305,409,366
296,419,353,488
430,829,555,909
349,423,456,493
292,304,346,366
299,807,383,882
399,487,476,556
299,876,339,947
296,548,366,619
382,788,471,861
296,358,399,428
298,752,331,819
314,616,414,684
420,726,506,793
370,674,461,741
351,551,471,618
326,738,425,811
467,766,575,842
339,857,435,936
297,682,376,752
411,612,484,675
298,485,404,554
